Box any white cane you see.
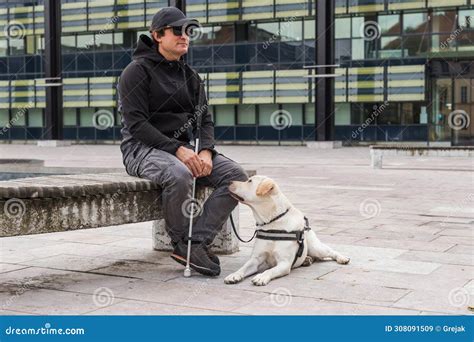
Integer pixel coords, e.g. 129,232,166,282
184,80,205,278
183,135,199,278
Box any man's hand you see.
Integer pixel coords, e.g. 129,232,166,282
198,149,213,177
176,146,204,177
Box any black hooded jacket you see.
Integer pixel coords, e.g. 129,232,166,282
118,34,216,176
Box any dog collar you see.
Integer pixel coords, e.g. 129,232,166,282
255,208,290,227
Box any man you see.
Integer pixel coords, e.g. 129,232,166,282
118,7,248,277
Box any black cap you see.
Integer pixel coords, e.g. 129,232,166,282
149,7,199,32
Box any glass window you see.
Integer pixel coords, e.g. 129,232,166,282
304,19,315,40
114,32,123,46
335,39,351,63
79,108,95,127
115,108,121,127
431,34,456,53
258,104,279,125
64,108,77,126
377,103,400,124
351,17,365,38
257,22,280,42
0,109,9,127
114,31,135,49
95,33,113,50
192,26,213,45
0,39,7,56
458,10,474,52
378,14,400,35
351,103,373,125
336,18,351,39
61,35,76,53
458,31,474,52
28,108,43,127
77,34,94,50
401,103,421,124
335,103,350,125
304,103,315,124
191,46,212,67
213,45,234,66
10,107,26,126
9,38,24,55
380,36,402,58
459,10,474,28
248,22,258,42
403,13,429,34
237,105,256,124
351,39,365,60
432,11,457,34
366,39,378,59
36,36,44,54
214,25,235,44
26,35,35,54
403,34,429,57
214,105,235,126
282,104,302,125
280,20,302,42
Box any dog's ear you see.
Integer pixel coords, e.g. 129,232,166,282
256,178,275,197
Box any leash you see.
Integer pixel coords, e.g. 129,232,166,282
229,212,257,243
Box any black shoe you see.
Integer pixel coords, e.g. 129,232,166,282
170,241,220,277
203,245,220,266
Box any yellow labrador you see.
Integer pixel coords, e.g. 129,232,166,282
225,175,350,286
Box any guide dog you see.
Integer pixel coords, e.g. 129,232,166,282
225,175,350,286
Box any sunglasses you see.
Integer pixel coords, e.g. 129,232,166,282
163,26,195,37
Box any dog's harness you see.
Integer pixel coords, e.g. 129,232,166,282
230,208,311,267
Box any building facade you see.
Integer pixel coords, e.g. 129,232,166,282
0,0,473,145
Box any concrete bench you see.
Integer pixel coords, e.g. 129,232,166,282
370,145,474,169
0,171,255,254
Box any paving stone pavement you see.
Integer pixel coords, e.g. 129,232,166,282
0,144,473,315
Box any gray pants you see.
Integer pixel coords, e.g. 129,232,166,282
136,148,248,245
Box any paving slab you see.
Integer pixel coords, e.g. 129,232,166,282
0,144,472,314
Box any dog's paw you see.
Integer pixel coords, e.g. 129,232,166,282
251,273,271,286
224,272,244,284
336,255,350,264
302,256,314,267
